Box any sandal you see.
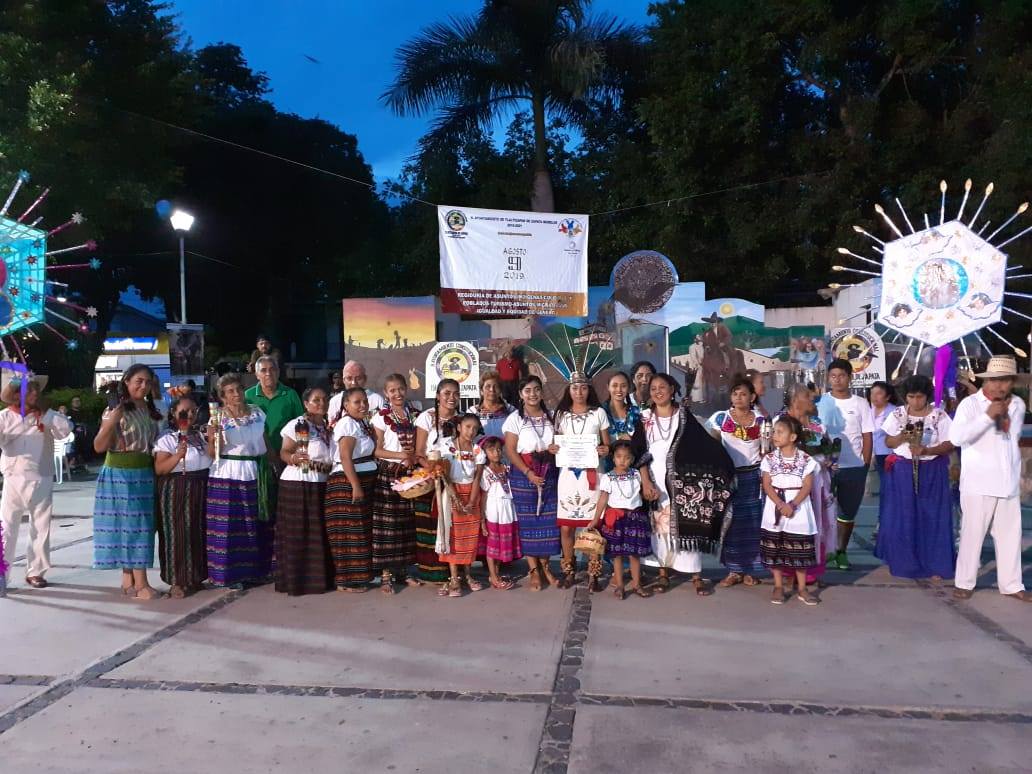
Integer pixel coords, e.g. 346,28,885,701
120,584,136,596
169,585,187,599
465,575,484,592
437,582,450,597
652,573,670,593
613,585,625,600
447,577,462,598
628,585,652,599
770,587,786,605
719,573,743,588
403,576,424,587
529,573,542,592
338,585,369,593
952,588,974,600
490,577,514,590
133,586,163,601
742,575,761,587
796,590,820,606
692,577,713,597
381,571,395,595
542,568,558,588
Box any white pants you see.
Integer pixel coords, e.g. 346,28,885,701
955,493,1025,594
1,478,54,579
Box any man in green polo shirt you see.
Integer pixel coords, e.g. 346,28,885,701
245,356,304,466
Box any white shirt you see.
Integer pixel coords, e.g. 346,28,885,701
153,431,212,473
881,406,952,461
502,411,555,454
439,441,486,485
600,469,642,509
209,408,267,481
948,390,1024,498
328,389,385,424
280,417,334,482
370,407,415,456
817,393,874,468
554,407,610,439
640,407,680,509
760,449,819,535
0,407,72,481
707,409,762,468
332,415,377,474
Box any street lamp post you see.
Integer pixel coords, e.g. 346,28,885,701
169,209,195,323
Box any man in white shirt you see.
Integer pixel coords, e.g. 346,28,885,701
817,358,875,570
0,378,72,593
328,361,385,424
949,356,1031,602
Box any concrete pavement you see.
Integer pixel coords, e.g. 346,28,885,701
1,479,1030,773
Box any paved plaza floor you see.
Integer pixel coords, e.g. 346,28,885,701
1,478,1031,773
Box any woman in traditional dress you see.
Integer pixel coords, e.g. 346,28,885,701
275,387,334,596
876,375,956,581
635,373,730,596
552,372,611,590
472,370,515,440
868,380,897,540
325,387,378,592
153,392,210,598
781,382,837,587
603,371,641,447
205,373,271,588
708,376,765,587
630,361,656,409
503,375,560,591
370,373,420,594
93,365,162,599
413,379,460,582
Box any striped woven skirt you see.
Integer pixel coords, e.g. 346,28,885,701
720,467,765,574
93,453,155,570
372,461,417,572
275,479,332,595
205,476,271,587
414,489,449,582
510,466,560,558
760,529,818,569
155,469,209,589
600,507,652,557
437,482,480,566
324,470,375,587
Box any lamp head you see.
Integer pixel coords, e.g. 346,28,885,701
170,209,195,232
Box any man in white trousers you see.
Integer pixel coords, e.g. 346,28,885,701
949,355,1031,602
0,377,72,593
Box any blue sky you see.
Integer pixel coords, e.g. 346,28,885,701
166,0,652,183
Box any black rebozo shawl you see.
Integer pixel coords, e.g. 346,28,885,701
665,399,735,554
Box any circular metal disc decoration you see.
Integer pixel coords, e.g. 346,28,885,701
610,250,679,314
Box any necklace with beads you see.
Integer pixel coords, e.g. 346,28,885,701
650,408,676,441
610,470,637,500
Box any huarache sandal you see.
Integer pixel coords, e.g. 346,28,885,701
719,573,743,588
490,578,514,590
133,586,163,600
465,575,484,592
381,571,395,595
652,573,670,593
1004,591,1032,603
628,585,652,598
447,577,462,598
692,577,713,596
437,582,450,597
613,585,625,600
742,575,761,587
952,588,974,600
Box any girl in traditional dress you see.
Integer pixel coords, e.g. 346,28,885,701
634,374,726,597
205,373,271,589
472,370,515,440
876,375,955,581
275,387,334,596
437,414,486,597
503,375,560,591
630,361,656,409
479,435,519,590
760,415,820,605
371,373,420,594
589,441,652,599
325,387,378,592
603,371,641,449
709,377,765,587
93,364,162,599
153,392,210,598
414,379,460,582
552,372,611,590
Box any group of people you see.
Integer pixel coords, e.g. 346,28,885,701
0,351,1027,606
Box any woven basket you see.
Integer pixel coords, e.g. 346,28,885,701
397,479,435,499
574,527,607,557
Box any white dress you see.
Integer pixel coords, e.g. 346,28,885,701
280,416,334,483
332,416,378,475
640,408,702,573
209,408,266,481
481,466,517,525
760,450,819,535
153,431,212,472
555,407,610,525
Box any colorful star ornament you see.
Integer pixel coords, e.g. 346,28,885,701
832,179,1032,374
0,168,99,362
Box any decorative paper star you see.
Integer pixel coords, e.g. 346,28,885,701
89,258,101,270
9,287,19,297
85,240,97,251
26,256,37,265
30,293,39,302
17,170,30,182
71,213,85,225
85,306,98,318
20,311,30,319
65,340,78,351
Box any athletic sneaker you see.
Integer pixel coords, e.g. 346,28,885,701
833,550,851,571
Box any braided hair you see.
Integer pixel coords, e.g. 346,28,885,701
119,364,162,420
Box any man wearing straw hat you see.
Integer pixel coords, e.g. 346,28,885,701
949,355,1031,602
0,375,72,593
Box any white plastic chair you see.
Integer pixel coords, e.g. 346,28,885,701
53,436,72,484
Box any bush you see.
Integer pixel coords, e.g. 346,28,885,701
43,388,108,424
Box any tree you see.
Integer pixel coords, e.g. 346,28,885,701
381,0,642,212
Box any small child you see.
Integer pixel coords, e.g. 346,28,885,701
759,415,820,606
479,436,521,590
589,440,652,599
437,414,485,597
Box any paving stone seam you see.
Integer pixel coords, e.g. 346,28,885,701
533,583,591,774
12,534,94,564
923,585,1032,666
0,587,248,735
0,675,53,687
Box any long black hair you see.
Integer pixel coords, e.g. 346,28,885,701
606,370,633,409
516,375,552,421
119,364,162,420
648,372,682,403
554,381,601,427
165,394,206,449
867,380,898,406
433,378,461,440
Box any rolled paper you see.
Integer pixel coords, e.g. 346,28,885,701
15,187,49,223
45,240,97,257
47,213,84,238
41,321,69,343
0,171,29,217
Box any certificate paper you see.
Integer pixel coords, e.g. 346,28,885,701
555,434,599,469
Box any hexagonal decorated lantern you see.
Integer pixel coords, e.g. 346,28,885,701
834,179,1032,372
0,169,98,363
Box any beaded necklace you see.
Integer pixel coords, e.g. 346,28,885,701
383,404,415,452
609,469,638,500
649,408,676,441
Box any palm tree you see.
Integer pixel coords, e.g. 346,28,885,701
382,0,641,213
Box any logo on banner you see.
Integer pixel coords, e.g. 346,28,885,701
426,341,480,398
559,218,583,237
830,326,885,387
445,210,467,232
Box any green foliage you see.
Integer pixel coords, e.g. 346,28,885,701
41,388,107,424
